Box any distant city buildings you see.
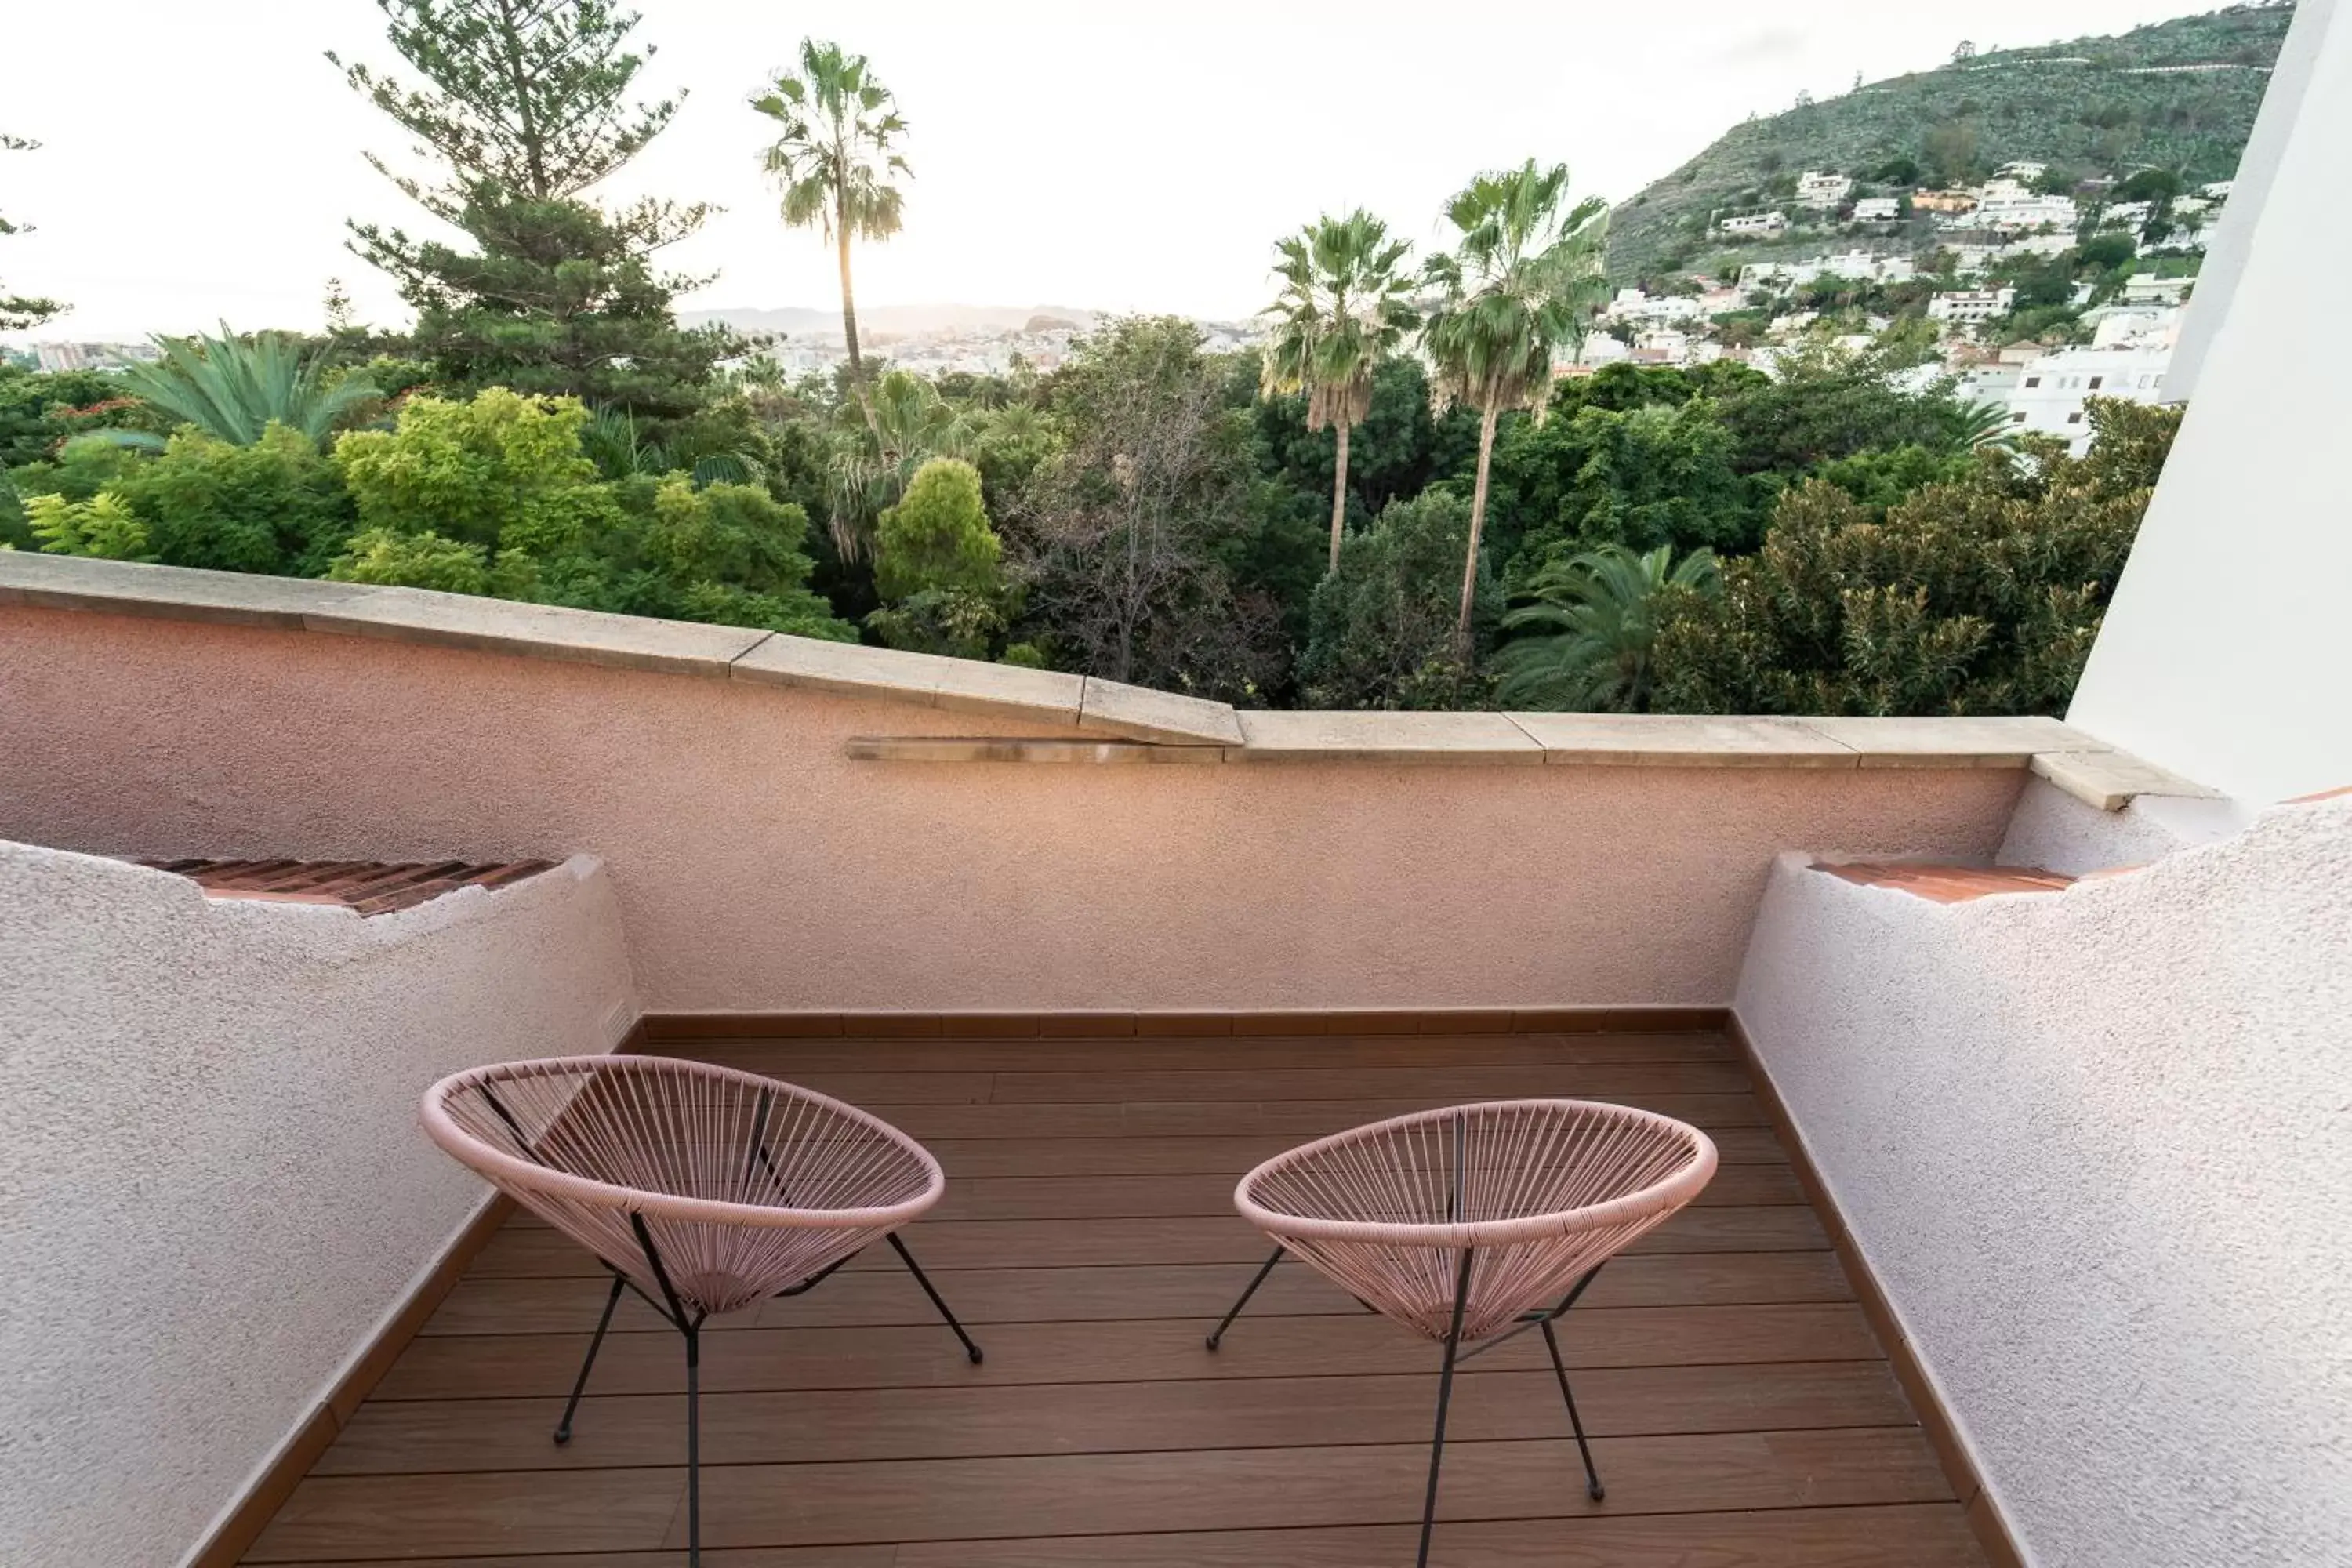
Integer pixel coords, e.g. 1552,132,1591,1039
25,342,162,372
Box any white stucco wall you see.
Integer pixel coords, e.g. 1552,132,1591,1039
0,844,635,1568
1994,775,2246,877
1733,797,2352,1568
2066,0,2352,801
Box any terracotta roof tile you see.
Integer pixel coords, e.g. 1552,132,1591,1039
1812,860,2075,904
137,857,556,916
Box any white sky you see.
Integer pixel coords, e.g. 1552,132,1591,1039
4,0,2222,341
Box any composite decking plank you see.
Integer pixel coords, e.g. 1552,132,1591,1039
320,1361,1915,1474
913,1123,1791,1174
426,1250,1857,1336
809,1092,1771,1140
977,1062,1756,1103
888,1505,1989,1568
248,1428,1954,1559
466,1205,1828,1279
677,1032,1739,1073
373,1304,1884,1402
492,1161,1803,1227
248,1504,1983,1567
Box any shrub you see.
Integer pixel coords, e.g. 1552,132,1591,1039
332,387,620,557
1650,400,2180,716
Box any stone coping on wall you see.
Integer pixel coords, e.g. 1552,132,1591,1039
0,553,2210,806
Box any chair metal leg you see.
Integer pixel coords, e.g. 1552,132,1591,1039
683,1321,702,1567
1417,1244,1477,1568
1206,1245,1285,1350
554,1272,626,1443
888,1232,983,1363
1539,1315,1604,1501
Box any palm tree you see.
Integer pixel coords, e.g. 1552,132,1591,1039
1421,162,1611,654
114,325,378,447
825,368,978,558
1258,210,1417,573
751,41,910,437
1493,543,1721,712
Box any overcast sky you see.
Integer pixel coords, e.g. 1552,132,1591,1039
4,0,2222,341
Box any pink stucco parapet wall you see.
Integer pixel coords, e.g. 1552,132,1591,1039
0,606,2027,1011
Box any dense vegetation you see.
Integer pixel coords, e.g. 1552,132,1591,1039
1,0,2194,720
1607,2,2292,278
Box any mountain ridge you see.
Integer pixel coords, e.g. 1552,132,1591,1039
1606,2,2295,279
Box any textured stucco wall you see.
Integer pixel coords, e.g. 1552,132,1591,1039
0,606,2028,1010
0,844,634,1568
1994,775,2245,877
1735,798,2352,1568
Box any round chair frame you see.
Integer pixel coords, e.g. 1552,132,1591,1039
422,1055,985,1566
1207,1099,1717,1568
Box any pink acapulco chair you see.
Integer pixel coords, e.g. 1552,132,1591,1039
421,1056,982,1566
1206,1100,1717,1568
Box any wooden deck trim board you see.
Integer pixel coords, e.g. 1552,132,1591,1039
1726,1011,2025,1568
630,1005,1732,1044
186,1196,514,1568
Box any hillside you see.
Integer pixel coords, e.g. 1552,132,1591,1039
1607,2,2294,279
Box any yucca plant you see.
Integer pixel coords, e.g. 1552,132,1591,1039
1493,543,1721,712
116,324,378,447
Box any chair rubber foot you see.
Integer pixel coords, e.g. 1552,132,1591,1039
967,1348,985,1364
1205,1335,1221,1352
1588,1483,1606,1502
552,1432,572,1446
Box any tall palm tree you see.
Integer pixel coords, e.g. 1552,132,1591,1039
1493,543,1721,712
1421,161,1611,654
751,40,910,437
1258,210,1417,573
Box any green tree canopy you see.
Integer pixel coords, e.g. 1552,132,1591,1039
1008,317,1287,700
1298,489,1498,710
1,133,62,332
1651,400,2180,716
873,457,1000,603
336,0,731,417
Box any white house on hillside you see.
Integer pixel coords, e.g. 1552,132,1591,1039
2002,346,2172,448
1852,196,1902,221
1718,210,1788,237
1928,287,2016,324
1795,170,1853,207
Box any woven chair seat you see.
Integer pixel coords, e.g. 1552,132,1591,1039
423,1055,943,1316
1236,1099,1717,1341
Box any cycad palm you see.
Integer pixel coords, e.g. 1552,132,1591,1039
1259,210,1417,573
1494,543,1721,712
1421,162,1610,653
118,324,377,447
751,40,910,437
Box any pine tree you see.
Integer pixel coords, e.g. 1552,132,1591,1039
2,134,64,333
331,1,737,417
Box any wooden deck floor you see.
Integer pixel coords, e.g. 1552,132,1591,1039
244,1027,1988,1566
